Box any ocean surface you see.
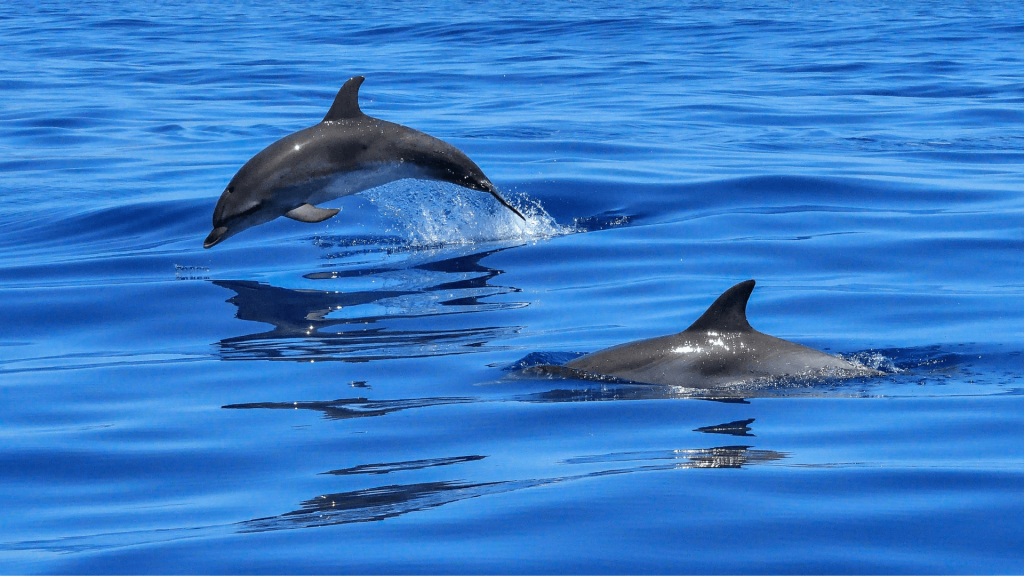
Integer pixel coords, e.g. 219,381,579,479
2,1,1024,573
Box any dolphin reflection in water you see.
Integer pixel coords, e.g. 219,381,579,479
236,439,785,533
205,76,524,248
212,247,524,362
537,280,883,388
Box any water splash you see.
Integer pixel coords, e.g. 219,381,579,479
844,350,902,373
363,180,572,247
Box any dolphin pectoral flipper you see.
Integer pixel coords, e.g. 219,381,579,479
285,204,340,223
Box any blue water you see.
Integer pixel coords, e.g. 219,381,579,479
2,1,1024,573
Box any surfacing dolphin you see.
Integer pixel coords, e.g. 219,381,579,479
556,280,882,388
205,76,524,248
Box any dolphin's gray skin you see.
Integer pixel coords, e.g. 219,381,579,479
562,280,882,388
205,76,524,248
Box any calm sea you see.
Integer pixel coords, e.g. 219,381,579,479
2,1,1024,573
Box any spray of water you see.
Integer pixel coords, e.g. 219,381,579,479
362,180,571,248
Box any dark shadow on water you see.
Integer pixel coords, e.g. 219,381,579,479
695,418,756,437
3,438,789,550
239,480,514,533
221,388,781,535
214,280,414,333
561,445,784,469
13,399,787,551
213,247,526,362
238,445,787,533
222,396,474,420
322,455,487,476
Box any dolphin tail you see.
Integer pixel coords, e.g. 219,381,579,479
484,184,526,221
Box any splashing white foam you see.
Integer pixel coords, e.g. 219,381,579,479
843,350,902,373
362,180,571,247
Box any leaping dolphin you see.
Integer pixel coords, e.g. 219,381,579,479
560,280,883,388
205,76,524,248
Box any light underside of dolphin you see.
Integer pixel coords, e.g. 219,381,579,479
561,280,883,388
205,76,524,248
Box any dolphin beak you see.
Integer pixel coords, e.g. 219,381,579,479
204,226,229,249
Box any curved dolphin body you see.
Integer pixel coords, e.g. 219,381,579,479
563,280,882,388
205,76,524,248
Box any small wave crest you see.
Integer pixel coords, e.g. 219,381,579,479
363,180,572,247
843,350,902,374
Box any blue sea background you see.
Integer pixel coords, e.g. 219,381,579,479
2,1,1024,573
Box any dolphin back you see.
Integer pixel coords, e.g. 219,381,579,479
565,280,883,388
319,77,525,219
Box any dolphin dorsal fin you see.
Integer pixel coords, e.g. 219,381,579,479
683,280,756,333
322,76,366,122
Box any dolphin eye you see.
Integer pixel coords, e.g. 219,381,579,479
226,187,234,194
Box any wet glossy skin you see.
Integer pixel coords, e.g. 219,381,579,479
205,76,521,248
565,280,883,388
